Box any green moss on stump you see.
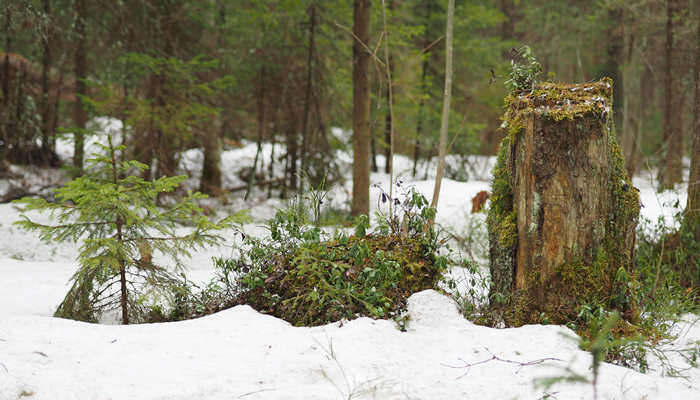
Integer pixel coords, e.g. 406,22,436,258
487,78,640,328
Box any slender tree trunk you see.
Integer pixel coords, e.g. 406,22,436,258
662,0,685,190
370,134,378,172
40,0,53,164
300,4,316,191
200,123,222,195
73,0,87,174
413,0,433,178
412,37,431,176
351,0,371,217
430,0,454,210
383,0,394,175
686,1,700,241
383,55,393,175
606,6,624,133
285,94,298,192
246,67,266,200
268,80,285,198
1,7,12,173
110,147,129,325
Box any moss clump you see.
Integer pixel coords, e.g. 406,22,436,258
505,78,613,123
487,135,518,298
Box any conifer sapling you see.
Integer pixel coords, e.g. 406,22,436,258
14,137,245,324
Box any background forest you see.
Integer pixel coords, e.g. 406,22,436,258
1,0,697,199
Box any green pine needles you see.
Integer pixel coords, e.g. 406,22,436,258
14,137,245,324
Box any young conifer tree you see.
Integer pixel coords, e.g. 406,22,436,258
14,137,244,324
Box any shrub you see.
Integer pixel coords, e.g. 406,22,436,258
214,184,448,326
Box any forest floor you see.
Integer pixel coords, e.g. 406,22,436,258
0,119,697,399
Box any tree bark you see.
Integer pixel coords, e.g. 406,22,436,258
351,0,371,217
605,6,624,134
1,6,12,173
430,0,454,210
488,80,640,324
300,4,316,191
383,0,394,175
73,0,87,174
200,123,222,195
383,58,393,175
686,1,700,242
40,0,53,164
246,67,266,201
661,0,685,190
412,1,432,178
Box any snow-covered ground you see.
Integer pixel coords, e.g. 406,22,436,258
1,123,698,399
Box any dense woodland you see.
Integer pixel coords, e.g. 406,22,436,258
0,0,698,208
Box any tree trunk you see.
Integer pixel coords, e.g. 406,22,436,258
412,0,434,178
605,6,624,134
383,54,393,175
661,0,685,190
430,0,454,210
382,0,394,175
40,0,53,164
686,1,700,243
370,134,378,172
0,7,12,174
488,79,640,324
200,123,222,195
285,97,298,192
300,4,316,191
73,0,87,174
246,67,266,201
351,0,371,217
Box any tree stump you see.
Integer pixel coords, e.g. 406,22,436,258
487,78,640,325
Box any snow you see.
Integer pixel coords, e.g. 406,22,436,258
1,121,699,399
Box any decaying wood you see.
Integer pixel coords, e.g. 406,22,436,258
488,79,640,323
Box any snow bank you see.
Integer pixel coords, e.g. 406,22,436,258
1,290,697,399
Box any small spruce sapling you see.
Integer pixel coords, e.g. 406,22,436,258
14,137,245,324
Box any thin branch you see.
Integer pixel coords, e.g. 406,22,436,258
421,35,445,54
328,19,386,68
443,348,563,380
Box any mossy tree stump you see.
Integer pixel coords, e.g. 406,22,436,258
487,78,640,325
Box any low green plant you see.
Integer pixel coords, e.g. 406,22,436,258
535,312,623,400
14,138,246,324
214,184,448,326
505,45,542,92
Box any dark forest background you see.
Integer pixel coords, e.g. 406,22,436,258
0,0,698,196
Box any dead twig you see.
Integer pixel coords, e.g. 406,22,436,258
421,35,445,54
443,348,563,380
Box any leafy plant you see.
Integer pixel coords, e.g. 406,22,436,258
14,137,245,324
214,183,448,326
505,45,542,92
534,313,622,400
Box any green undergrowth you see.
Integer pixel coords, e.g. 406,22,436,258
224,186,447,326
154,184,449,327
